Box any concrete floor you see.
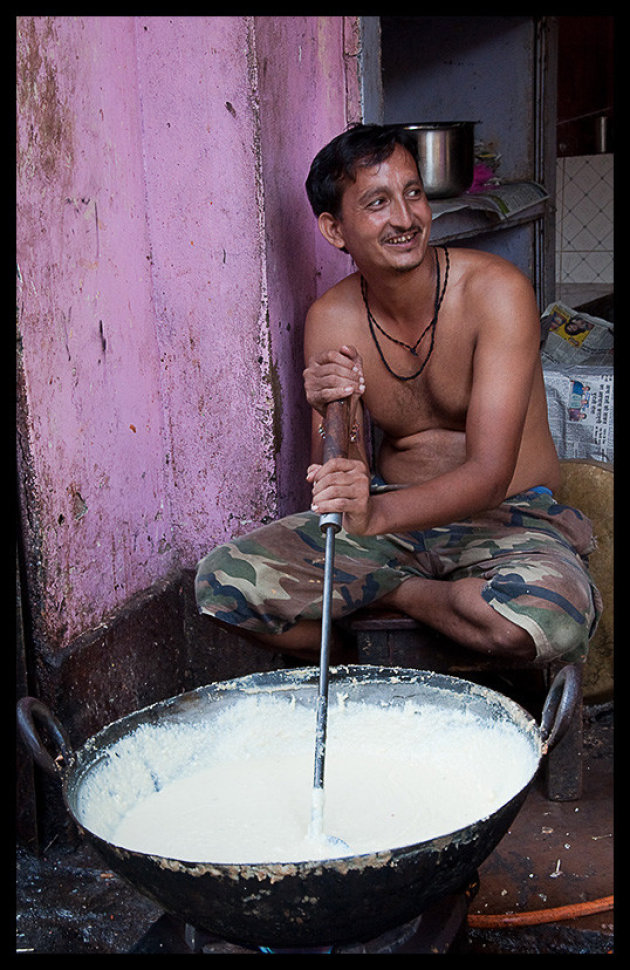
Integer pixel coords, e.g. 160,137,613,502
467,700,613,955
15,702,613,955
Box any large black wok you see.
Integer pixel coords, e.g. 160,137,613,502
17,664,578,949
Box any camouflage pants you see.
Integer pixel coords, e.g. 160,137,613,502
195,487,602,663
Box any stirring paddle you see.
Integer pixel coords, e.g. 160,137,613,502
310,398,351,849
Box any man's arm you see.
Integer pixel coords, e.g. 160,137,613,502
303,293,366,465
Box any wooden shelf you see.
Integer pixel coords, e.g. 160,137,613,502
429,199,547,244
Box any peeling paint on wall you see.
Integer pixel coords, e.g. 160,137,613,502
17,17,75,186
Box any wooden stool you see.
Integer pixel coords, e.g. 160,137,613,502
347,609,583,801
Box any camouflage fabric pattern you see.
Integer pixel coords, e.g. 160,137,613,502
195,488,602,664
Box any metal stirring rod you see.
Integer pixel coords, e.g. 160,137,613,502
310,398,350,844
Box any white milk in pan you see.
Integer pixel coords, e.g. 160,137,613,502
76,692,539,864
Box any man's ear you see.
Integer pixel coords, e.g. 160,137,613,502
317,211,347,251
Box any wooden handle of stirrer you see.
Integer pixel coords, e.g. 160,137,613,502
319,399,350,532
321,398,350,464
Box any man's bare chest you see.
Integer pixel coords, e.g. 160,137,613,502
358,321,474,436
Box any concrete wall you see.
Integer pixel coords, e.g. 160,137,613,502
17,16,357,661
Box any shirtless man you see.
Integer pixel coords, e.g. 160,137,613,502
196,124,600,666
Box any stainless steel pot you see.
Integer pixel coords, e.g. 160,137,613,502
17,664,577,950
402,122,477,199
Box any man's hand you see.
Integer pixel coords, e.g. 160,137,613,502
307,456,372,535
303,345,365,416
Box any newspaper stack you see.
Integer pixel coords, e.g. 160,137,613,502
430,181,548,223
541,302,613,464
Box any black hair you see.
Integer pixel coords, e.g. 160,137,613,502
305,123,421,219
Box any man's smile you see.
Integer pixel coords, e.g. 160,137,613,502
383,228,420,246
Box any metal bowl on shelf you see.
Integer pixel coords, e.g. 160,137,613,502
401,122,477,199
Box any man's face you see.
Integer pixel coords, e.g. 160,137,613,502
321,143,432,274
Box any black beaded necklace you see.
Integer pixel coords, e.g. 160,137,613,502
361,245,449,382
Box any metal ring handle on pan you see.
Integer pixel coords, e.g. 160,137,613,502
16,696,74,780
539,663,581,753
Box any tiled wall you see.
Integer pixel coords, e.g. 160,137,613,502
555,154,614,286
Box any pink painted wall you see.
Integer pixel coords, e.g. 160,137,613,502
17,16,356,650
253,16,357,510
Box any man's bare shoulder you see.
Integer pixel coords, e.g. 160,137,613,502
307,272,361,321
454,248,535,302
304,273,363,355
451,249,540,356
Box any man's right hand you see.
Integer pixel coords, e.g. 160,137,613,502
303,344,365,416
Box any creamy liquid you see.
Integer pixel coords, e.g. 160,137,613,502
77,693,538,864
